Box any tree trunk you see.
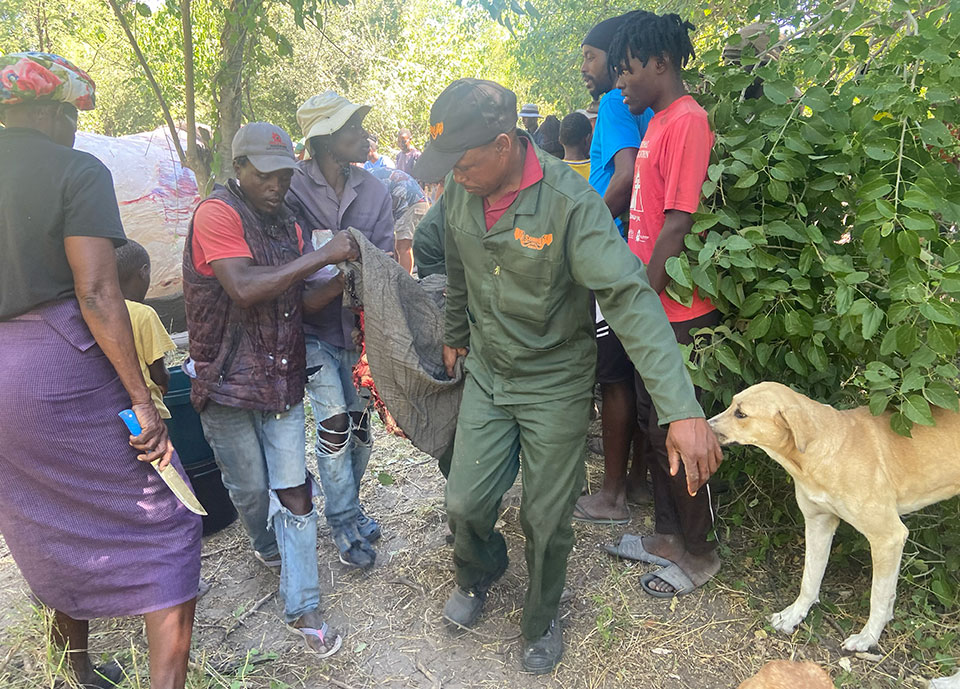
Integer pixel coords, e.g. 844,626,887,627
179,0,211,192
214,0,250,183
34,0,48,52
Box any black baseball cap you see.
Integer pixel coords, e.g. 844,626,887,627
413,79,518,183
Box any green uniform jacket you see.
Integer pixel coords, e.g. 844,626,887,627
443,132,703,424
412,196,445,278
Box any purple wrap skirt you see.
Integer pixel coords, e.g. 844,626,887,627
0,299,201,619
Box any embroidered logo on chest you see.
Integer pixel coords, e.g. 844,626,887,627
514,227,553,251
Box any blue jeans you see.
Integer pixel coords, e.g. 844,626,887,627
304,336,372,551
200,401,320,622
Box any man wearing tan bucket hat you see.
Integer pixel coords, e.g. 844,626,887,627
286,91,395,570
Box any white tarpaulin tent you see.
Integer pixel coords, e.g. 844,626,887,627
75,128,201,299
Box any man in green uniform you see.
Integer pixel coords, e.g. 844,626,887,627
412,79,722,674
412,196,445,279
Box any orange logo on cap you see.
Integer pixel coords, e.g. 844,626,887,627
270,133,283,145
514,228,553,251
430,122,444,139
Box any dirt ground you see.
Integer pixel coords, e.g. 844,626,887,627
0,415,956,688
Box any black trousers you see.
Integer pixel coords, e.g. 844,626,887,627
634,309,721,557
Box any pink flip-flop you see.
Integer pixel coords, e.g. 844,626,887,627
286,621,343,658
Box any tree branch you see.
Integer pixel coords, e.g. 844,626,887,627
755,0,856,62
104,0,187,167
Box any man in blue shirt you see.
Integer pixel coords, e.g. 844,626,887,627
574,11,656,526
584,11,654,235
363,133,394,171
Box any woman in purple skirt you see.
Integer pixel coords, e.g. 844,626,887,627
0,53,202,688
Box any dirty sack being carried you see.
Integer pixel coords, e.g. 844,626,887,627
339,229,463,459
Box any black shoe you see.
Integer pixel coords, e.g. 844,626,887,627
521,618,563,674
61,660,124,689
442,586,487,628
338,539,376,569
356,504,382,543
442,558,508,628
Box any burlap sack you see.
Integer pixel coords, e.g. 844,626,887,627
339,229,463,459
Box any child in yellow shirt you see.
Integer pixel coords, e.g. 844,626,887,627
116,239,175,418
560,111,593,180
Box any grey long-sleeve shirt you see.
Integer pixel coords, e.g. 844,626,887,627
285,159,395,348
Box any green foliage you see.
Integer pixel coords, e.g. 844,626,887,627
501,0,639,114
1,0,515,159
247,0,514,150
692,0,960,653
681,2,960,438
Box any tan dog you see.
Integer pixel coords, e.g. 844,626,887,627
709,382,960,653
738,660,833,689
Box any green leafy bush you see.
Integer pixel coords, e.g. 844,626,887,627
674,3,960,437
679,3,960,654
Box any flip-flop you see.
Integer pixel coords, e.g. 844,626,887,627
286,621,343,658
640,563,699,598
573,500,629,525
603,533,673,566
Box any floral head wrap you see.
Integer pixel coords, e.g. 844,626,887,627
0,52,96,110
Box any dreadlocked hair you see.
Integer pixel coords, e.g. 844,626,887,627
608,12,696,74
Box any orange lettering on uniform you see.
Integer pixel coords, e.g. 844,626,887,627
514,228,553,251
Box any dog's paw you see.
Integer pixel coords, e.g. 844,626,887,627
769,607,805,634
841,631,879,653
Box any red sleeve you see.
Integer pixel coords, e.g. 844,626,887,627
191,200,252,276
296,222,304,253
660,112,714,214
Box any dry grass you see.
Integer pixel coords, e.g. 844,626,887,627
1,414,957,688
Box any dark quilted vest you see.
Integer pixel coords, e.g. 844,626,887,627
183,180,306,412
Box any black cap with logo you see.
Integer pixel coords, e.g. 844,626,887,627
412,78,518,183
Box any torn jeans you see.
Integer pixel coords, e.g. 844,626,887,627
305,335,372,551
200,401,320,621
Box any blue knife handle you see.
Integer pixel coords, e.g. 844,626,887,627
118,409,142,435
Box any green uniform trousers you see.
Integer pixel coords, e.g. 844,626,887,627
445,372,591,641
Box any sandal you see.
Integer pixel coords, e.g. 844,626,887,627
640,560,719,599
572,498,629,525
603,533,673,566
286,621,343,658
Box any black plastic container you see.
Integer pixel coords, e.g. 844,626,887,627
163,366,238,536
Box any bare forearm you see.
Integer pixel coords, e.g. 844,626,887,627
646,213,693,294
220,247,341,308
303,278,344,313
148,359,170,395
77,287,152,406
603,170,633,219
604,148,639,219
66,235,172,464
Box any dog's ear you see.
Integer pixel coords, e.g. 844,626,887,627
775,404,815,454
